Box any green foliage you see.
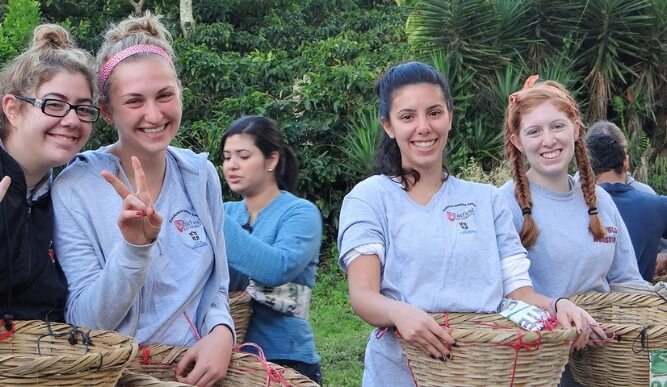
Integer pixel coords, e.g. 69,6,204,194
409,0,667,191
311,248,366,387
0,0,40,64
339,108,381,180
457,158,511,187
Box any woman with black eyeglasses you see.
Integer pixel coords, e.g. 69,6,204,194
0,24,97,325
221,115,323,384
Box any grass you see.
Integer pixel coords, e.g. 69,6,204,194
310,258,367,386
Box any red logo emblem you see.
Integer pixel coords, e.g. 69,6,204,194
446,212,455,222
174,220,185,232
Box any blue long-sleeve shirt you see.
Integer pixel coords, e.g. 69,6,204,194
224,191,321,363
600,183,667,281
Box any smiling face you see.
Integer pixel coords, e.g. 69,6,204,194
101,55,181,159
381,82,452,175
222,133,278,197
3,70,93,176
511,101,579,188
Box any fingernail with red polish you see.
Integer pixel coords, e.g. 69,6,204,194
136,211,144,216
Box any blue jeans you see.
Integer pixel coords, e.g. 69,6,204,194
272,359,322,385
559,365,584,387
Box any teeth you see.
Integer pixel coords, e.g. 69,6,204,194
142,126,165,134
49,134,77,142
415,140,435,149
542,150,560,159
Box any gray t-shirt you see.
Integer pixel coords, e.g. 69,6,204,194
499,177,645,298
338,175,526,387
135,153,213,345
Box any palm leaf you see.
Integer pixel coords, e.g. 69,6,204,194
576,0,653,121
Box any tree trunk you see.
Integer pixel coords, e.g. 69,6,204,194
128,0,145,15
180,0,195,37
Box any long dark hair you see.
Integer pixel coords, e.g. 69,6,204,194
373,61,453,190
220,115,299,193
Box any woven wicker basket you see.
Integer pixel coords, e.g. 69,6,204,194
0,319,138,386
123,344,319,386
654,275,667,284
398,312,576,387
569,292,667,386
230,291,253,343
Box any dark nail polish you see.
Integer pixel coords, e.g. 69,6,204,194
446,353,453,360
430,355,436,359
452,341,459,347
439,356,446,362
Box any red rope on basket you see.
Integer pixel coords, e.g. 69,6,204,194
139,344,176,367
236,342,291,386
405,357,420,387
0,319,15,341
492,329,543,387
376,327,390,339
183,311,201,341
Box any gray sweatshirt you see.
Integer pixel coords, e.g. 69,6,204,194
499,177,646,298
52,146,234,345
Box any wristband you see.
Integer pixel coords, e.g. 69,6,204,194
554,297,568,314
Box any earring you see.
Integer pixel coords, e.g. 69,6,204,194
268,168,274,172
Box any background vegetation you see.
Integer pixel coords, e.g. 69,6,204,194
1,0,665,385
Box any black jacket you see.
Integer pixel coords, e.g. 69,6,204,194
0,146,67,322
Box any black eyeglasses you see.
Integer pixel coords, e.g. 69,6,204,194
14,95,100,123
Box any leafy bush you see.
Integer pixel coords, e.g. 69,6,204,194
0,0,40,64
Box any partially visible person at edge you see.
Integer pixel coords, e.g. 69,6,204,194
0,24,97,324
51,13,233,387
585,120,667,279
585,122,667,282
499,76,648,387
220,115,322,384
337,61,600,387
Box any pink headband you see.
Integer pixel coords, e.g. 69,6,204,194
98,44,171,92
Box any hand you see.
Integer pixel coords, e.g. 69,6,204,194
656,253,667,277
586,325,614,348
393,302,455,361
0,176,10,202
175,325,234,387
554,299,607,350
101,156,162,245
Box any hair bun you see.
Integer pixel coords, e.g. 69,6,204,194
103,11,172,46
31,24,76,50
522,75,541,89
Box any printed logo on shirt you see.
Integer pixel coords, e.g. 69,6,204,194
169,210,209,249
593,226,617,244
443,202,478,234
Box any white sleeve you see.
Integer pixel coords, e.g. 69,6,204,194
340,243,385,271
501,252,533,295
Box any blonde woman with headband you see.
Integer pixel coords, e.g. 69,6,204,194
52,13,234,387
0,24,96,324
499,76,647,385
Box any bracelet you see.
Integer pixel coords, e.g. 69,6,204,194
554,297,568,314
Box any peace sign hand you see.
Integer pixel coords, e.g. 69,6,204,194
101,156,162,245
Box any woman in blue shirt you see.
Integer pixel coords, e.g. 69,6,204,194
221,115,322,384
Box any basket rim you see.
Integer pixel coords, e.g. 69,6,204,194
0,320,137,355
397,312,579,344
571,291,667,307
